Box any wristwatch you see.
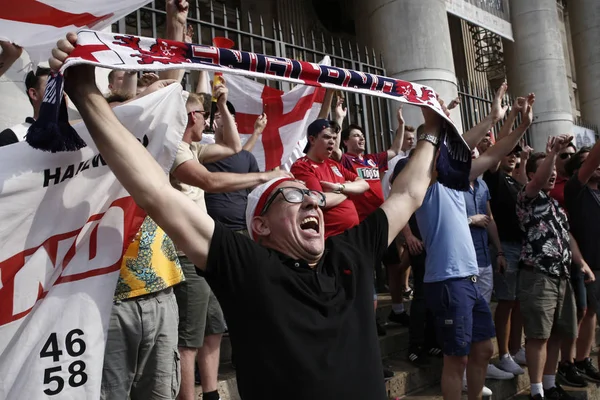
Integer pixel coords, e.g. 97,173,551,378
418,133,440,146
334,183,345,194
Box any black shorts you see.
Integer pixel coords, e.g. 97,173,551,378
382,242,401,265
571,265,587,311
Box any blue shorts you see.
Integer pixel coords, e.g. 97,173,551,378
493,241,521,301
424,276,496,357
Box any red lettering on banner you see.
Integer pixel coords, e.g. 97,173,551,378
0,197,145,327
4,0,112,28
235,86,326,170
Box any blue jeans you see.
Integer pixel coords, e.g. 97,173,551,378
424,277,496,356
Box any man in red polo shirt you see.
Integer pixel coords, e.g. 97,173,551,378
338,108,405,220
291,119,369,238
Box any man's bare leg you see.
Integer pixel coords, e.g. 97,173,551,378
197,334,222,393
495,300,515,356
526,338,548,391
509,302,524,355
466,339,494,400
178,347,198,400
576,311,595,362
442,355,468,400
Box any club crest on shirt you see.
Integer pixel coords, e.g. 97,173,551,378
330,166,343,177
367,159,377,168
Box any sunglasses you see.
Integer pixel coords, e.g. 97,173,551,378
188,110,210,119
261,187,326,215
560,152,574,160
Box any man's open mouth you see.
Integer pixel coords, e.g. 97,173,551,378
300,216,320,233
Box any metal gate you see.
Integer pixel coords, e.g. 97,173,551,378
113,0,393,154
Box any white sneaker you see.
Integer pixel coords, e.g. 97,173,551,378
512,347,527,366
462,375,493,396
497,353,525,375
487,363,515,379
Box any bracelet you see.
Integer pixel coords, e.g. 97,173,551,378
340,183,345,193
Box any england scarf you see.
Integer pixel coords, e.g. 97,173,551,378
0,83,185,399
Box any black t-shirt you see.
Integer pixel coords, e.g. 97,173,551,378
203,209,389,400
204,150,259,231
483,170,523,243
564,175,600,270
0,117,35,147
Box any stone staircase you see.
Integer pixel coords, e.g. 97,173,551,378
196,294,600,400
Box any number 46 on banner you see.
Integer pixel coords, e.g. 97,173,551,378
40,329,88,396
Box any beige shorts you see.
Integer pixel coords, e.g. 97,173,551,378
518,268,577,340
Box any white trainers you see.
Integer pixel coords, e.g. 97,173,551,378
512,347,527,366
462,373,493,396
487,363,515,379
497,353,525,375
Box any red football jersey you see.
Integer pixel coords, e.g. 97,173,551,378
291,157,359,238
341,152,387,221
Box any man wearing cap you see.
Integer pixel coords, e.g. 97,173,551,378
413,85,534,399
0,67,50,147
290,119,369,238
49,32,456,399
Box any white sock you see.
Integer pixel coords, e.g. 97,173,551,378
392,303,405,314
542,374,556,390
531,382,543,397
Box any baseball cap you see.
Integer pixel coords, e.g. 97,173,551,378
303,119,331,153
245,177,295,240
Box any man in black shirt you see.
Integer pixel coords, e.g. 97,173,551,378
564,140,600,382
51,34,446,399
483,145,528,369
0,67,50,147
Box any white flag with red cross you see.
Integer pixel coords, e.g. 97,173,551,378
223,65,329,171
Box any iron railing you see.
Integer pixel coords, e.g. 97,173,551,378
113,0,393,155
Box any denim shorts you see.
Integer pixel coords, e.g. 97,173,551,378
493,241,521,301
571,265,587,311
424,276,496,357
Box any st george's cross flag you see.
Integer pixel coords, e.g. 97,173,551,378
223,68,328,171
0,0,150,63
0,84,185,399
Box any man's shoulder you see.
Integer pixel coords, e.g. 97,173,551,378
0,127,18,147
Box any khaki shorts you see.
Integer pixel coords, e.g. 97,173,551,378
174,257,227,348
518,268,577,340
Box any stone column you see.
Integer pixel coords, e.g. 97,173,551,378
568,1,600,130
361,0,463,133
506,0,573,150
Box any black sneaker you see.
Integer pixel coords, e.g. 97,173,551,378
383,366,394,381
427,346,443,358
376,318,387,336
557,361,587,387
575,357,600,383
529,394,543,400
388,310,410,326
545,385,575,400
407,347,430,368
402,287,414,301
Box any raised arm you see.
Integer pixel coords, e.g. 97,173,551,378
242,113,267,152
513,143,533,185
381,105,443,246
462,82,508,149
524,135,571,198
52,33,213,270
202,80,242,162
470,94,534,180
317,89,334,120
158,0,188,82
172,160,292,192
330,95,346,162
577,136,600,184
387,106,405,160
0,41,22,78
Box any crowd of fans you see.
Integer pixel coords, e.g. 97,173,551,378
2,1,600,400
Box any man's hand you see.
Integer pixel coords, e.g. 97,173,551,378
520,140,534,161
137,79,178,98
335,95,347,122
448,96,461,110
397,105,405,126
167,0,189,26
470,214,490,228
404,234,423,256
490,82,509,123
50,33,98,97
581,261,596,283
214,80,229,106
496,254,508,274
518,93,535,129
254,113,267,133
0,41,22,60
184,24,194,44
548,134,574,155
422,96,444,134
263,169,293,181
319,181,343,193
139,73,160,87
